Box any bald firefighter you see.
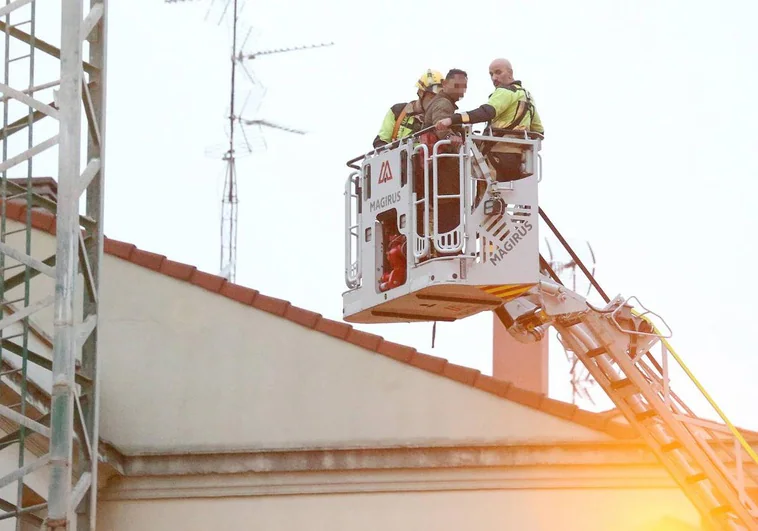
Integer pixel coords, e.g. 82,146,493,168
372,69,444,149
435,58,543,181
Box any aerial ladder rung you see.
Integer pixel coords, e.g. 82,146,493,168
635,409,658,422
610,378,632,390
712,505,734,516
686,472,709,484
662,441,684,452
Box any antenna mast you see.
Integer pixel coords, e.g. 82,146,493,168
220,0,241,282
167,0,333,283
221,38,333,282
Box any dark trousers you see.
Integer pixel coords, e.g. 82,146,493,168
488,152,524,182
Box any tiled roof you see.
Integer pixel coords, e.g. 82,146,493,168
4,200,638,440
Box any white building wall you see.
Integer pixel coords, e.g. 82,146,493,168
96,254,610,454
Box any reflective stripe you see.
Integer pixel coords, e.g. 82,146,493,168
480,283,534,302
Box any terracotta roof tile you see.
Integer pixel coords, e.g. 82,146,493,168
474,374,513,398
376,341,415,363
103,239,135,260
346,329,383,352
542,400,579,421
442,363,480,386
8,199,637,439
284,306,321,329
410,352,447,374
30,210,55,232
314,319,351,340
219,283,258,305
573,410,612,432
190,270,226,293
130,249,166,272
5,201,23,220
159,259,196,281
505,386,545,410
252,293,290,316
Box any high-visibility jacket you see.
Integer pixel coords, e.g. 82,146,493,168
487,81,543,134
373,102,424,148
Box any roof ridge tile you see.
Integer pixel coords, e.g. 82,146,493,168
159,258,196,280
409,352,447,375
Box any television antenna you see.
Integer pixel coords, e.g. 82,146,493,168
166,0,333,282
541,236,601,406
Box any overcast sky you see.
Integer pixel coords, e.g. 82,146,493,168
7,0,758,426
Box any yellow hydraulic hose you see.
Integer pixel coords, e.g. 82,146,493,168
632,310,758,466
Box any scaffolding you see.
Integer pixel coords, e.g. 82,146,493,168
0,0,107,529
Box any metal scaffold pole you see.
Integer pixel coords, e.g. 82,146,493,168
0,0,107,529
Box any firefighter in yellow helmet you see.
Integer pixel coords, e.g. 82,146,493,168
372,69,443,149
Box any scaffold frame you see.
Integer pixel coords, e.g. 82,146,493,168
0,0,107,529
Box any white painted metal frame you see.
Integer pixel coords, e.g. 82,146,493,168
343,171,361,289
0,0,106,529
411,143,429,261
431,139,465,255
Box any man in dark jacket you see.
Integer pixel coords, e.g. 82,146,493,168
420,69,468,239
423,68,468,141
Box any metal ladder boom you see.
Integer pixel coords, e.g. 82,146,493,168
497,296,758,530
493,209,758,531
569,308,754,530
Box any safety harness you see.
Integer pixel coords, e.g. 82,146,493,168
479,82,538,182
481,81,536,156
391,102,423,141
499,81,536,131
480,82,535,135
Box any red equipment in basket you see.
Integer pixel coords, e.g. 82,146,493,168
379,234,407,292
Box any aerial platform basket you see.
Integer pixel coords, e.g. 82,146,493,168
343,126,543,324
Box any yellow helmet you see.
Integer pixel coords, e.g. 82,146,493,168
415,69,443,95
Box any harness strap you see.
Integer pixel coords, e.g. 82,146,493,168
481,83,536,157
501,84,534,130
392,103,417,141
